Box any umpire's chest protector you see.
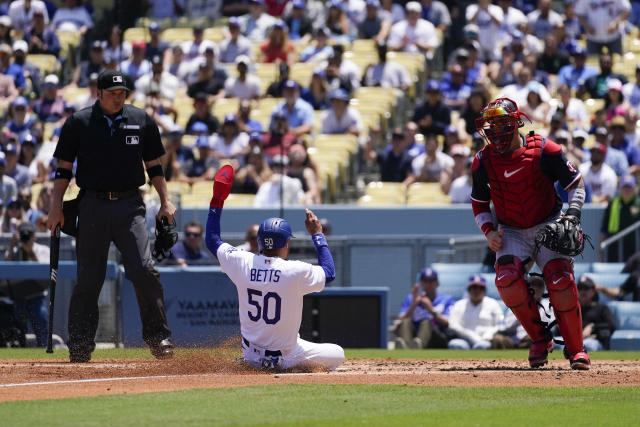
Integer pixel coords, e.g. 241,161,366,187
482,134,556,228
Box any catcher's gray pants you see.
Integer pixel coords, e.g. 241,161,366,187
497,217,572,271
68,191,171,355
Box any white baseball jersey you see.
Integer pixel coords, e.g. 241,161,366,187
216,242,326,354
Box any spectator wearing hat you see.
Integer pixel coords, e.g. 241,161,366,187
557,47,598,91
609,115,640,172
18,133,45,185
120,40,151,82
520,81,551,125
453,41,488,87
448,275,504,350
576,0,630,56
233,146,273,194
185,94,220,135
357,0,389,42
3,220,51,346
321,88,363,136
24,6,59,56
299,27,333,63
218,17,252,64
581,52,628,99
253,153,305,207
0,42,26,90
577,276,616,351
270,80,314,136
300,70,330,110
394,267,455,349
1,196,27,233
224,55,262,100
51,0,92,34
441,143,470,195
134,55,180,103
240,0,277,42
180,24,214,62
0,152,18,203
3,143,31,189
3,97,41,143
579,142,618,203
184,133,218,183
164,220,213,267
604,79,627,120
167,44,191,82
145,22,169,61
262,110,299,158
592,124,630,177
362,42,411,90
8,1,49,36
497,0,527,41
287,143,321,204
406,133,453,185
538,33,570,75
11,37,41,97
69,40,103,88
600,175,640,261
526,0,563,39
439,64,472,111
412,79,451,137
236,99,263,133
259,20,295,64
210,114,250,166
364,127,413,183
388,1,439,58
32,74,65,123
285,0,313,42
323,43,362,92
187,58,226,100
448,156,473,203
465,0,503,62
549,84,588,129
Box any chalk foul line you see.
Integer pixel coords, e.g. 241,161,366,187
0,373,210,388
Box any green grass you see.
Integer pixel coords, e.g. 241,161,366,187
2,347,640,361
1,385,638,426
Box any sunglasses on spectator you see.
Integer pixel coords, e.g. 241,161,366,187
185,231,202,237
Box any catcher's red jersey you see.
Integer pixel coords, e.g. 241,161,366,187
471,133,581,229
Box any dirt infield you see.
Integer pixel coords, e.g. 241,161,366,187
1,354,639,402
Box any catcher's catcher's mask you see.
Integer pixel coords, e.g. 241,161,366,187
476,97,530,153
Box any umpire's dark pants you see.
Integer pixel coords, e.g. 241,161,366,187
68,191,171,355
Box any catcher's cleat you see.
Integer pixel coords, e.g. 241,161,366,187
569,351,591,370
529,340,553,368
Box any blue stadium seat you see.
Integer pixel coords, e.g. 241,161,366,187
607,301,640,350
591,263,625,274
430,263,484,275
436,272,470,300
572,263,591,278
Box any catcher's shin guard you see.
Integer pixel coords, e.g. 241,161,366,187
495,256,546,342
543,258,584,355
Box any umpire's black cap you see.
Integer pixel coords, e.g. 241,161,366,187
97,70,130,91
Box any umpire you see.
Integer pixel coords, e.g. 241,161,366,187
47,70,176,363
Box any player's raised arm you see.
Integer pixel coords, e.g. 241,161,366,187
205,165,235,257
305,208,335,283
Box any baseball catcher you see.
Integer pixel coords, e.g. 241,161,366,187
471,97,590,370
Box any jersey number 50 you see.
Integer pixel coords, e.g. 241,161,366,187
247,289,281,324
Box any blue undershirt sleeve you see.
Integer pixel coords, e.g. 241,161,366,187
205,207,225,258
312,233,335,284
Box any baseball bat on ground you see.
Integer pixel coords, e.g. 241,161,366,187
46,224,60,354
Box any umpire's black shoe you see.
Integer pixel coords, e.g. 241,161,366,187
69,352,91,363
150,338,174,360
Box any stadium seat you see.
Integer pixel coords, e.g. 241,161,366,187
364,181,406,204
167,181,191,196
591,263,625,274
162,27,195,44
430,263,484,275
357,194,403,206
314,133,359,155
406,182,450,205
608,301,640,350
572,263,591,278
27,54,61,76
123,27,149,43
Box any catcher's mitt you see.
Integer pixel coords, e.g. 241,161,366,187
152,217,178,262
535,215,591,257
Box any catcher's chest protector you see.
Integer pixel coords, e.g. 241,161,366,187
482,134,556,228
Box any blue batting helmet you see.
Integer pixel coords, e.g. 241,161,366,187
258,217,294,252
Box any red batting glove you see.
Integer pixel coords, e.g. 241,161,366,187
210,165,235,208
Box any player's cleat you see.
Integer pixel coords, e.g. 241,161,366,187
569,351,591,370
410,337,423,349
150,338,174,360
528,339,553,368
69,352,91,363
394,337,408,349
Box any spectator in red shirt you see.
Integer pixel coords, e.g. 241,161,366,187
259,20,295,65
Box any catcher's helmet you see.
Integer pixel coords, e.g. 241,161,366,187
475,97,529,153
258,217,294,252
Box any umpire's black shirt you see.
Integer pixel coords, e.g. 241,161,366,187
54,101,165,191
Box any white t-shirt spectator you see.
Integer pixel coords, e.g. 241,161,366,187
387,18,439,57
466,4,504,61
51,6,93,31
448,296,504,346
224,75,262,100
548,98,589,126
321,106,363,135
449,175,472,203
134,72,181,102
499,6,527,39
622,81,640,110
0,173,18,203
526,8,563,40
210,132,250,159
149,0,187,18
181,40,216,61
218,35,252,64
8,0,49,33
579,162,618,201
575,0,631,43
104,42,132,64
240,12,277,41
362,61,411,89
253,174,305,207
411,151,454,181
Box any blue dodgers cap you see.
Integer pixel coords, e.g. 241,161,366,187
258,217,294,252
572,45,587,56
223,113,238,124
468,274,487,287
426,79,441,92
420,267,438,281
272,19,286,29
621,175,637,188
292,0,306,8
191,121,208,134
365,0,380,7
228,16,240,27
196,135,210,148
249,131,263,142
12,96,28,108
329,87,350,101
0,152,5,166
444,124,458,135
20,133,35,145
3,143,18,155
149,21,160,32
283,79,300,90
